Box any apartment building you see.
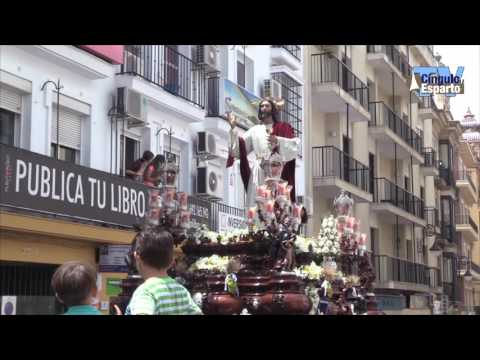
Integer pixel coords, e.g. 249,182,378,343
0,45,305,313
304,45,479,314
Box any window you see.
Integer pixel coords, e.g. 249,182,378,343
51,107,82,163
0,108,15,146
236,49,254,92
164,150,180,189
237,61,245,88
51,144,78,164
271,72,303,144
407,240,412,261
120,135,140,175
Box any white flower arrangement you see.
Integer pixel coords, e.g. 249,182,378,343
294,261,325,281
317,215,340,255
188,255,231,273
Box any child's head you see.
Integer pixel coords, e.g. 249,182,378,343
51,261,97,307
134,228,174,273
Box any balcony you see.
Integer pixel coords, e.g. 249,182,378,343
367,45,411,97
418,95,440,120
455,212,479,243
425,207,441,236
368,101,424,164
373,255,442,293
372,178,426,226
441,222,456,245
411,45,436,67
311,53,370,122
271,45,302,71
312,146,372,203
421,148,440,177
116,45,206,122
456,170,477,206
437,165,455,189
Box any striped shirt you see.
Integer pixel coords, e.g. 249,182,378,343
125,276,203,315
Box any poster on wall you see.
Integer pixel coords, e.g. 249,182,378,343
106,278,123,297
221,79,261,130
1,296,17,315
99,245,131,273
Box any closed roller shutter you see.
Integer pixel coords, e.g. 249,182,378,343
51,107,82,150
0,85,22,113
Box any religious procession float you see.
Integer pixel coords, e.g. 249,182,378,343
110,153,383,315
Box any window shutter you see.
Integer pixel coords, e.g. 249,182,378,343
0,86,22,113
51,107,82,150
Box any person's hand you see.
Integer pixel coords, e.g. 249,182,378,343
227,112,237,129
113,304,123,315
269,134,278,146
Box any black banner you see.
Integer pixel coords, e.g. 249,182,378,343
0,144,150,227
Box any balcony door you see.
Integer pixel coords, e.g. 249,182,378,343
164,45,179,94
441,196,454,242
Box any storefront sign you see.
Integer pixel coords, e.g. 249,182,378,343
376,294,406,311
0,144,149,227
99,245,131,273
78,45,124,64
218,211,247,233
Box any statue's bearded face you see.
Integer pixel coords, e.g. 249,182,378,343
259,101,273,120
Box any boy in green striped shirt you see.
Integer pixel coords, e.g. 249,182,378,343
125,228,202,315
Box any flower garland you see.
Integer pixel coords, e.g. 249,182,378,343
188,255,231,273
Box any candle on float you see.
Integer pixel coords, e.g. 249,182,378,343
264,189,272,200
265,200,275,213
286,185,293,198
292,204,302,218
177,192,188,208
257,185,267,198
277,182,287,196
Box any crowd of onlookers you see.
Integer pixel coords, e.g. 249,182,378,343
52,229,202,315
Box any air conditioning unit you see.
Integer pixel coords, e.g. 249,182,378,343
117,87,148,128
263,79,282,100
197,131,220,159
196,45,220,72
196,162,224,199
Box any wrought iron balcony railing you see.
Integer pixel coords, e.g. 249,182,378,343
271,45,301,61
422,147,439,168
373,255,441,288
373,177,425,219
311,53,369,111
367,45,411,79
369,101,423,154
456,169,477,193
118,45,206,109
312,146,370,193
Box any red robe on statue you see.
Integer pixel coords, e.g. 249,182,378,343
226,121,297,202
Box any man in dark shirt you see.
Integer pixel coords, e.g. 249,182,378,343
126,150,154,182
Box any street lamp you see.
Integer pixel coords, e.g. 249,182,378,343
156,127,173,154
41,79,63,160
